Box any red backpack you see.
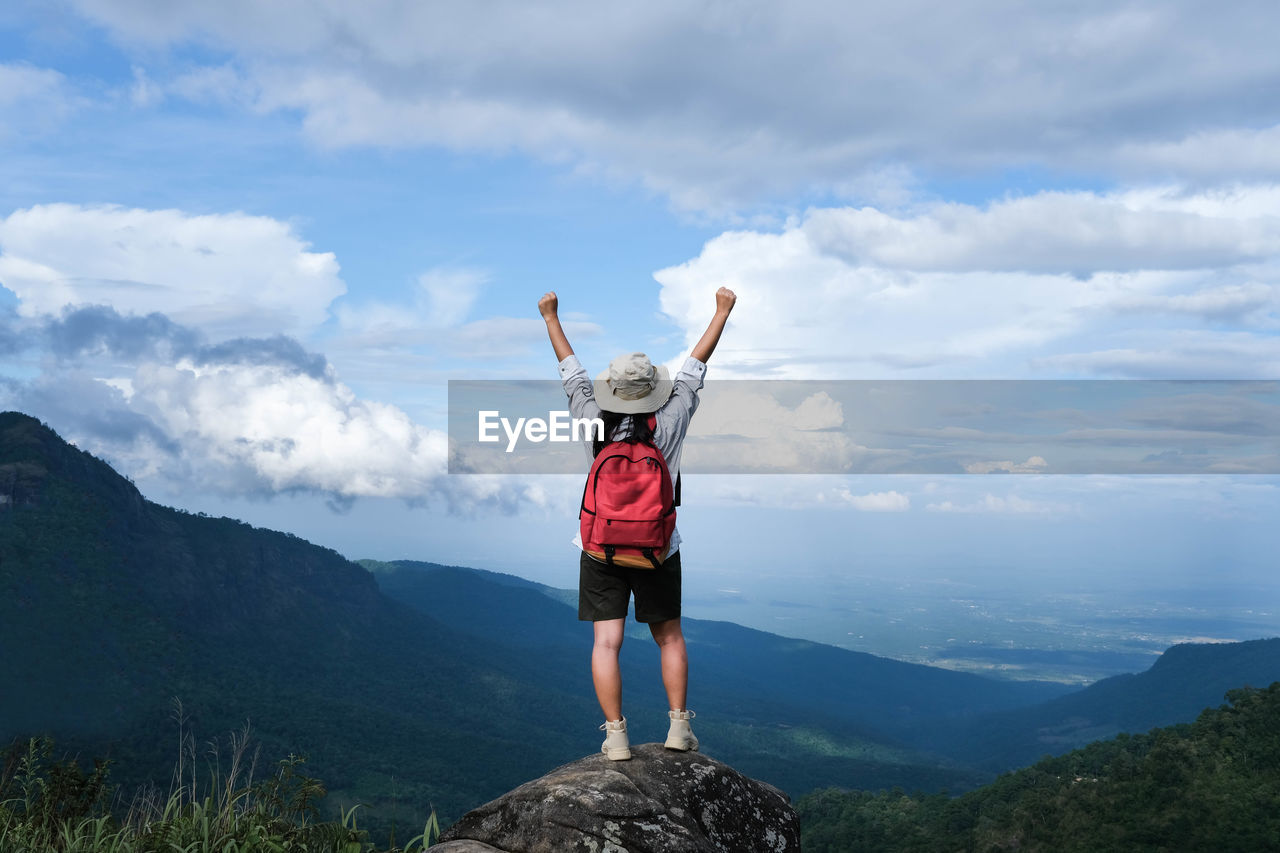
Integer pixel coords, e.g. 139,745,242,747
580,415,677,569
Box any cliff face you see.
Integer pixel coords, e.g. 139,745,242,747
431,743,800,853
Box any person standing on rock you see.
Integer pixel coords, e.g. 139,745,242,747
539,287,737,760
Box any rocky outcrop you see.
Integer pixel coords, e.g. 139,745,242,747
429,743,800,853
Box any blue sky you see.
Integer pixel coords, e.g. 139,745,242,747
2,1,1279,646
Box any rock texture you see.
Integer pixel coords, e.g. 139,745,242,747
429,743,800,853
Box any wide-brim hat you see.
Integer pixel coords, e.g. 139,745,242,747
594,352,673,414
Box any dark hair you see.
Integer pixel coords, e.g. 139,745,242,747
593,411,655,457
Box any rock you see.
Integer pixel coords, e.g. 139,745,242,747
430,743,800,853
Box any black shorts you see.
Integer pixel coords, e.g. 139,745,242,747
578,549,682,624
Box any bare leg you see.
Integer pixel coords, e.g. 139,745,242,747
649,618,688,711
592,618,626,720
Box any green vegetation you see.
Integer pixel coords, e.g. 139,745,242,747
0,726,441,853
0,412,596,839
8,410,1280,848
798,682,1280,852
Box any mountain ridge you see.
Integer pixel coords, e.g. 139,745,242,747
0,411,596,829
5,409,1279,840
920,634,1280,770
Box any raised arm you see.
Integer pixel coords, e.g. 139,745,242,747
538,291,574,362
689,287,737,363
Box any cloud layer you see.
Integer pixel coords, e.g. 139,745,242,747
7,3,1280,517
1,305,458,500
0,204,509,507
64,0,1280,211
0,204,344,337
657,186,1280,378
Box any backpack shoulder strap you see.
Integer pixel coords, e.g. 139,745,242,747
646,413,681,506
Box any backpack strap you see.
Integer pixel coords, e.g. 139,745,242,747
647,413,680,507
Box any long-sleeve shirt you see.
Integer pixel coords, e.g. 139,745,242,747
558,353,708,557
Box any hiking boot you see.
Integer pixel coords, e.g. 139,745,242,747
600,717,631,760
664,709,698,751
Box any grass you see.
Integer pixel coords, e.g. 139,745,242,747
0,701,441,853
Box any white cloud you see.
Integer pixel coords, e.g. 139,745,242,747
61,1,1280,210
1109,283,1273,323
130,357,448,497
835,489,910,511
0,204,538,506
802,191,1280,274
19,348,550,509
656,186,1280,378
0,204,345,338
1116,124,1280,183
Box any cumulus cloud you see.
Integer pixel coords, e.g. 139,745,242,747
0,204,345,337
5,371,181,477
129,357,447,497
4,304,547,508
44,304,201,362
0,197,539,510
657,186,1280,378
0,305,31,356
59,1,1280,210
0,200,553,510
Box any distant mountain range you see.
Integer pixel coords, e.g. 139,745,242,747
915,635,1280,771
366,558,1067,795
3,409,1278,837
